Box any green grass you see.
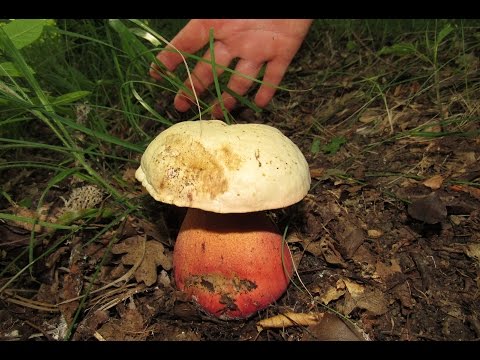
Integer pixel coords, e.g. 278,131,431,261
0,19,479,339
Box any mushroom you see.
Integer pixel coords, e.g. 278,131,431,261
135,120,311,319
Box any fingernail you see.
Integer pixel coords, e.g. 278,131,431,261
174,95,193,112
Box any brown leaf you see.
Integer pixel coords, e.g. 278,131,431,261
302,312,367,341
97,306,146,341
374,258,402,282
0,226,30,248
122,167,138,184
367,229,383,239
257,312,323,331
465,243,480,264
310,168,326,179
72,310,109,341
303,239,323,257
58,243,85,325
318,279,347,305
58,269,83,325
336,220,365,259
450,184,480,201
339,279,389,316
407,192,447,224
8,204,53,233
392,282,415,309
112,236,172,286
320,236,348,268
304,235,348,268
359,108,382,124
423,174,444,190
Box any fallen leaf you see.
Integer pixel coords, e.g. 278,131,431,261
392,282,415,309
423,174,444,190
72,310,110,341
58,244,85,325
450,184,480,201
303,239,323,257
359,108,382,124
257,312,323,331
374,258,402,282
465,243,480,264
112,236,172,286
315,235,348,268
122,167,137,184
340,279,388,316
336,220,365,259
318,279,347,305
456,151,477,166
367,229,383,239
343,279,365,296
351,244,376,265
0,226,29,248
407,192,447,224
310,168,325,179
97,305,146,340
302,312,367,341
8,204,53,233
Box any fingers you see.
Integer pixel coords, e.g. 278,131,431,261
254,60,290,108
211,59,262,118
174,41,234,112
150,20,210,80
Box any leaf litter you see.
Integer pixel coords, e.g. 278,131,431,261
1,21,480,341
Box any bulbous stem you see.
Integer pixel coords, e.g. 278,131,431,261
173,208,293,319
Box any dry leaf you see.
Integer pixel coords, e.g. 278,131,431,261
352,245,376,265
359,108,382,124
8,204,53,233
392,282,415,309
423,174,444,190
343,279,365,296
374,258,402,282
340,279,388,316
407,192,447,224
465,243,480,264
336,220,365,259
367,229,383,239
309,235,347,268
58,246,85,325
450,184,480,201
97,306,146,340
318,279,347,305
310,168,325,179
302,312,367,341
72,310,110,341
112,236,172,286
303,239,323,257
122,167,138,184
257,312,323,331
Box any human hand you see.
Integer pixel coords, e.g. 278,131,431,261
151,19,313,118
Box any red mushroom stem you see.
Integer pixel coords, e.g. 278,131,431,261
173,208,294,320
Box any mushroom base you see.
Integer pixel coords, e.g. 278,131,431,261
173,208,293,320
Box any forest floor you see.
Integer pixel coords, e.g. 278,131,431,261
0,20,479,341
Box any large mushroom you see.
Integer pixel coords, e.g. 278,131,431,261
135,120,310,319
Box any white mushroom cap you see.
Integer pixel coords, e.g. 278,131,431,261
135,120,311,213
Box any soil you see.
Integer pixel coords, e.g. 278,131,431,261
1,26,479,341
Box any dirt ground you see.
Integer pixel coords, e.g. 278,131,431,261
1,26,479,341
